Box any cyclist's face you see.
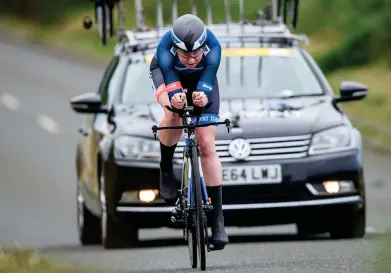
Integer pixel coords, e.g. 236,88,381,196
177,48,204,68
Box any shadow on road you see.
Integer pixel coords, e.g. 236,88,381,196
37,232,383,254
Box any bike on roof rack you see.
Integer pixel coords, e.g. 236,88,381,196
81,0,302,48
83,0,126,46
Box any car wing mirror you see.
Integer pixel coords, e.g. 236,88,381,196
69,92,108,114
334,81,368,103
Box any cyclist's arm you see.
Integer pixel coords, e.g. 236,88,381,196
156,31,183,102
196,29,222,99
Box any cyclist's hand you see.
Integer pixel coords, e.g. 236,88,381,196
192,91,208,107
171,93,186,109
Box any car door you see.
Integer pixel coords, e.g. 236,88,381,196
81,56,120,199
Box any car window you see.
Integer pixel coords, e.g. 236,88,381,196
98,56,119,104
119,48,325,105
106,55,130,107
217,49,325,99
121,60,150,104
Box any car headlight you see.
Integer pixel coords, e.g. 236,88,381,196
308,125,355,155
114,136,160,161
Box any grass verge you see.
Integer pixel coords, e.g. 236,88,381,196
371,233,391,273
0,247,101,273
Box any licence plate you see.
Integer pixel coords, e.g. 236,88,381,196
222,165,282,185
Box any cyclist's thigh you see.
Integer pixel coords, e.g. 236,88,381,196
149,59,170,107
195,78,219,146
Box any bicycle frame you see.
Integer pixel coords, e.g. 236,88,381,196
181,116,210,210
152,105,230,209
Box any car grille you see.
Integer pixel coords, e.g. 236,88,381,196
173,134,311,164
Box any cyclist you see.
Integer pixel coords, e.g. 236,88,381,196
149,14,229,250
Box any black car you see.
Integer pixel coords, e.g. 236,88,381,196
70,22,368,249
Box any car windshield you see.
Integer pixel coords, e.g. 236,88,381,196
120,48,325,105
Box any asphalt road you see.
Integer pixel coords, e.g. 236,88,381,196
1,37,391,273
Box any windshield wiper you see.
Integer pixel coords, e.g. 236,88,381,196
268,93,325,99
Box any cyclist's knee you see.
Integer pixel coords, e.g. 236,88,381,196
196,127,217,158
161,109,181,125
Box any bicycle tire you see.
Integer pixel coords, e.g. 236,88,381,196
187,226,197,268
99,0,107,46
291,0,299,28
108,4,114,37
191,145,206,271
184,154,197,268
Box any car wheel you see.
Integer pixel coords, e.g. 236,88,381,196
329,205,366,239
77,180,101,245
100,168,139,249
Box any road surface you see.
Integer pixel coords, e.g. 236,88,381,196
0,37,391,273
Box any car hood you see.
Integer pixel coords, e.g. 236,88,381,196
111,96,344,139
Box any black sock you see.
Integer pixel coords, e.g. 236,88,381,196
160,142,177,172
207,185,223,214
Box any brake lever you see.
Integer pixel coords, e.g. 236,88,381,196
224,119,231,133
152,125,158,140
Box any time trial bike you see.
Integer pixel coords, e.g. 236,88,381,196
152,103,230,271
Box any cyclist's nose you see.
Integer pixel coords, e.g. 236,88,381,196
187,57,196,65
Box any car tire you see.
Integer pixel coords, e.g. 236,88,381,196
100,167,139,249
329,205,366,239
77,180,102,245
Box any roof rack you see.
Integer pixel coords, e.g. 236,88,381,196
114,0,308,56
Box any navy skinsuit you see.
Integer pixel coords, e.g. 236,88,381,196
149,28,221,124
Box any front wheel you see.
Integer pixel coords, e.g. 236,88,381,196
191,146,206,271
329,206,366,239
100,164,139,248
77,180,101,245
187,225,197,268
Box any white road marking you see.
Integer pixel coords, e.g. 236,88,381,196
0,93,20,110
36,115,60,134
365,226,387,234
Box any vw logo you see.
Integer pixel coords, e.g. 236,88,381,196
228,138,251,160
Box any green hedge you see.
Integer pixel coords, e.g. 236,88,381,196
302,0,391,73
0,0,86,25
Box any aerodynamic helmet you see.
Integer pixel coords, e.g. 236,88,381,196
171,14,207,52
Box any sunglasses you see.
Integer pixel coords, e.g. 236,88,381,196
176,48,204,58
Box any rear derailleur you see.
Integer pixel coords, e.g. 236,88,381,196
170,191,187,228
